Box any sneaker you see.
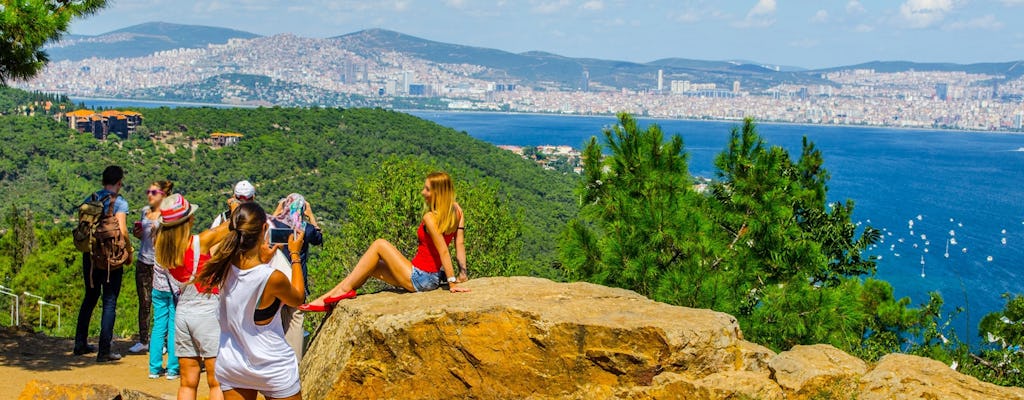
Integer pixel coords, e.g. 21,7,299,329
166,373,180,380
96,352,123,362
73,344,97,355
148,373,161,379
149,368,166,379
128,342,149,353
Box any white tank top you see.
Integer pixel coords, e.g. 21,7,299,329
216,263,298,392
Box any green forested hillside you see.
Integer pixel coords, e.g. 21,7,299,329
0,102,577,337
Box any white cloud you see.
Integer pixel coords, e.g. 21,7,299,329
846,0,866,14
734,0,776,28
581,0,604,11
674,5,729,23
531,0,571,14
810,9,828,23
899,0,954,29
444,0,467,9
946,14,1004,30
748,0,776,17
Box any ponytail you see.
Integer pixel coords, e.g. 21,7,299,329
196,202,267,290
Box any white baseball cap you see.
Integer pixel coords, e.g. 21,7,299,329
233,180,256,198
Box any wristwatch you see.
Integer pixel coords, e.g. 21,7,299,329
447,276,457,283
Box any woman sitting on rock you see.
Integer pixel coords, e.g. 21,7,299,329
196,202,306,400
300,171,470,312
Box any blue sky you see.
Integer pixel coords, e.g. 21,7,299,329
70,0,1024,69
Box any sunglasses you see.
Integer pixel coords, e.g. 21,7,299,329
146,189,165,196
236,195,253,202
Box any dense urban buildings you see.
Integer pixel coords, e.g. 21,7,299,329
20,34,1024,132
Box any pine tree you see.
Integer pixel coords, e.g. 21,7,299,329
0,0,108,84
562,114,937,356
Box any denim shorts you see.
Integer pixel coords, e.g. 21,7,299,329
410,267,440,292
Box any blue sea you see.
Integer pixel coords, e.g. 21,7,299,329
75,98,1024,347
409,111,1024,348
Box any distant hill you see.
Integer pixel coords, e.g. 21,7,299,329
49,22,1024,91
45,22,260,61
333,29,825,91
127,73,370,107
812,60,1024,79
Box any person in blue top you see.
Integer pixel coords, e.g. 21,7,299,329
73,165,131,362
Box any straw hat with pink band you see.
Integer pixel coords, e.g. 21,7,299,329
158,193,199,227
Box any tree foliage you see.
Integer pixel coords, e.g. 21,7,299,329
562,114,937,356
0,0,108,84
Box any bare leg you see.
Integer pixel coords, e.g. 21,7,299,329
224,387,300,400
307,239,414,305
178,357,202,400
205,357,223,400
223,388,258,400
273,393,302,400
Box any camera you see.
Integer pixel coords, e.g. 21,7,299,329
268,227,293,245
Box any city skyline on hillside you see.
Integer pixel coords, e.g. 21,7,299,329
67,0,1024,69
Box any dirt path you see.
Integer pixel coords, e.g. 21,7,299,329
0,326,214,400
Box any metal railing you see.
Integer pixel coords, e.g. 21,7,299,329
0,285,18,326
0,287,62,330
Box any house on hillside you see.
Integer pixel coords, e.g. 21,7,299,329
210,132,244,146
59,109,143,139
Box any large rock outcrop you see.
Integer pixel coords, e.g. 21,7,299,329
299,277,1024,399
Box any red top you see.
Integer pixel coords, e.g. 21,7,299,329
410,223,456,273
170,241,218,294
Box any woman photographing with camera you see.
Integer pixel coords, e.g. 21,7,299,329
154,194,236,400
196,202,306,400
300,171,469,312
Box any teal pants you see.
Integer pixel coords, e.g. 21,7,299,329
149,289,179,375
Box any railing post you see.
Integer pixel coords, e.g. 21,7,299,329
39,301,61,330
23,292,43,328
0,288,18,326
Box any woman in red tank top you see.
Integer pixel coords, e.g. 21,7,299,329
300,172,470,312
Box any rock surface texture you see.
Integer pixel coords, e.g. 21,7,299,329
17,379,161,400
300,277,1024,400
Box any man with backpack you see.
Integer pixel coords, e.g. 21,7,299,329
73,165,133,362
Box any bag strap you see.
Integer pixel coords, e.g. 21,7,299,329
191,235,200,278
161,269,180,297
97,192,116,217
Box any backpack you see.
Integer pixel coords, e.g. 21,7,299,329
72,193,110,253
75,192,132,271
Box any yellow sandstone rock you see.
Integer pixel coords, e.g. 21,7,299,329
17,379,160,400
298,277,1024,400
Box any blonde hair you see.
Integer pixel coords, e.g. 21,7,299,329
154,218,193,269
426,172,458,235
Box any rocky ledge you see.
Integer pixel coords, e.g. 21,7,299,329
300,276,1024,399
